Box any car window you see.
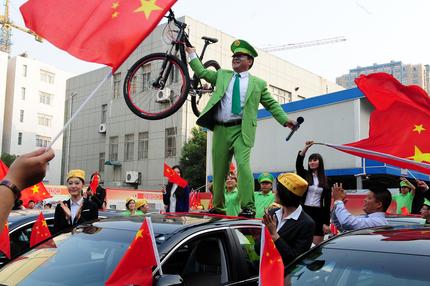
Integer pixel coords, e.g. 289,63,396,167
285,247,430,286
162,231,229,285
231,227,261,279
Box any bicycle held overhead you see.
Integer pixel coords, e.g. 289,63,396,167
123,9,220,120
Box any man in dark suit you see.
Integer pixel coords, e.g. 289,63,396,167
54,169,98,233
263,173,315,266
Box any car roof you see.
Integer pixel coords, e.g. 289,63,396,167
8,210,55,228
322,224,430,256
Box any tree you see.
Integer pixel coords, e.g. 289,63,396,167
1,153,17,167
180,127,207,190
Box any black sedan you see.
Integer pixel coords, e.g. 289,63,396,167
0,214,263,286
285,225,430,286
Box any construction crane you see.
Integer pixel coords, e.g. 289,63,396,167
261,36,346,52
0,0,41,54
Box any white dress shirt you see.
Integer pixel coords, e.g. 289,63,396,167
275,205,303,232
169,184,178,212
331,200,388,231
304,174,323,207
70,197,83,223
189,52,249,122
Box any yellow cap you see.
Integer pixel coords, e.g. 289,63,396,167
67,169,86,182
277,173,308,197
136,199,148,209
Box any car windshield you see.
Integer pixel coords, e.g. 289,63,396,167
285,247,430,286
0,225,158,286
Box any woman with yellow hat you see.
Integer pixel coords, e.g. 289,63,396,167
122,198,143,216
54,169,98,233
136,199,150,214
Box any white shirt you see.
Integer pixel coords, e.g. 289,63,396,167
169,184,178,212
189,52,249,122
275,205,303,232
70,197,83,223
331,200,388,231
304,174,323,207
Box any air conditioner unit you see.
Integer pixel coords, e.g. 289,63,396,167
99,123,107,134
155,88,173,103
125,171,141,184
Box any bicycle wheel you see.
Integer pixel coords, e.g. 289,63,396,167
191,60,221,117
123,53,190,120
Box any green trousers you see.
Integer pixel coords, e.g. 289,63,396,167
212,124,255,212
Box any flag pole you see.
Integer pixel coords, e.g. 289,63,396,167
47,71,113,149
147,217,163,275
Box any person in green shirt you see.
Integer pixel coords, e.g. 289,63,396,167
421,199,430,224
392,178,416,214
225,173,241,216
254,172,275,218
122,198,143,216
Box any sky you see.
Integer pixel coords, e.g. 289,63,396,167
6,0,430,82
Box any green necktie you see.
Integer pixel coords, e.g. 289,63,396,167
231,73,241,115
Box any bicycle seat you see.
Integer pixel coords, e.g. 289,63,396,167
202,36,218,44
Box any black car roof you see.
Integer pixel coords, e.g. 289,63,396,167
322,224,430,256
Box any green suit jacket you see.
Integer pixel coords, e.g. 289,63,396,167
190,58,288,147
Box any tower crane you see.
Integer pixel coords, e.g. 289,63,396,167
261,36,346,52
0,0,42,54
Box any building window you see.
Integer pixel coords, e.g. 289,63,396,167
19,110,24,122
138,132,149,160
101,104,108,124
23,65,27,77
37,113,53,127
113,72,121,98
269,85,291,103
99,152,105,172
39,91,53,105
124,134,134,161
36,135,51,147
40,69,55,84
109,136,119,161
18,132,22,145
165,127,176,157
21,87,26,100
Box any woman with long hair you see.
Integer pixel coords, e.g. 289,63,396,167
296,141,331,245
163,165,190,212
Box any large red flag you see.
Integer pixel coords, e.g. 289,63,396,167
0,160,8,179
20,0,177,71
89,172,100,195
163,163,188,188
331,73,430,175
21,182,52,206
30,212,52,248
0,223,10,259
259,226,284,286
105,218,158,286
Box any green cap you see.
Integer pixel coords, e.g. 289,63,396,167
400,181,411,188
231,39,258,58
258,172,274,183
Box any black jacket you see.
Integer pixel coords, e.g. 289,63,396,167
54,198,98,234
296,152,331,225
270,208,315,266
163,182,190,212
86,185,106,209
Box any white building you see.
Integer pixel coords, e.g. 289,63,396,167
3,53,71,184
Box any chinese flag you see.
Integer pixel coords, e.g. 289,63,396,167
0,160,8,180
89,173,99,195
21,182,52,206
259,227,284,286
20,0,177,71
105,219,157,286
30,212,52,248
189,191,201,210
0,223,10,259
331,73,430,175
163,163,188,188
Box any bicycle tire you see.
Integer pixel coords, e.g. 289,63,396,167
123,53,190,120
191,60,221,117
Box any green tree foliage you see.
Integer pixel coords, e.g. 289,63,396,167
180,127,207,190
1,153,17,167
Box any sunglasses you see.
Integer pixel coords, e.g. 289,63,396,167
232,54,249,61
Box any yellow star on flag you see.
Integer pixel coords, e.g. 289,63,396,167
134,0,162,19
32,185,40,194
112,11,119,18
112,1,119,9
408,146,430,163
413,124,426,134
135,229,143,239
42,220,48,227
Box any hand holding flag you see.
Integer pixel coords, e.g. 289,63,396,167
163,163,188,188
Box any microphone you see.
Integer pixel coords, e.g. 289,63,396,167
285,117,304,141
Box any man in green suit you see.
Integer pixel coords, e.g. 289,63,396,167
186,39,295,218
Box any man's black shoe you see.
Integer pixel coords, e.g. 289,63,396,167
238,209,256,218
206,208,226,215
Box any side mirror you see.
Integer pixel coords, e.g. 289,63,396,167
154,274,183,286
